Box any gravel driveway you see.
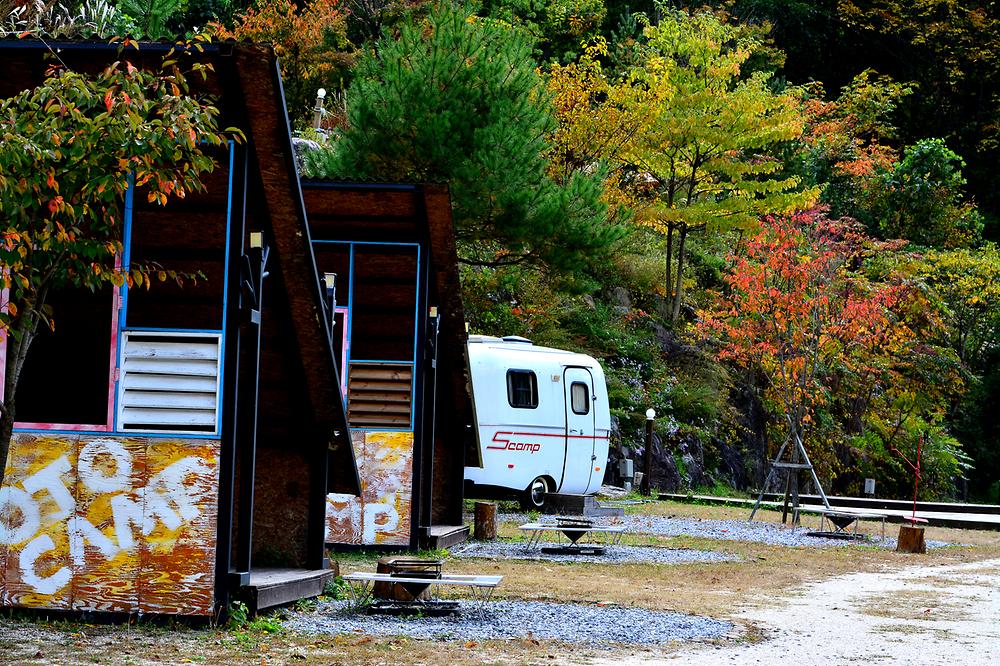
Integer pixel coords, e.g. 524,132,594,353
585,557,1000,665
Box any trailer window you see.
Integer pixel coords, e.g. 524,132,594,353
570,382,589,415
506,370,538,409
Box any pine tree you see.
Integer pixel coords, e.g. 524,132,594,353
308,2,624,280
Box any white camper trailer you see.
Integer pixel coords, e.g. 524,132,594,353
464,335,611,508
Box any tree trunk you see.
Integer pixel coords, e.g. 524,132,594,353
896,525,926,553
473,501,497,541
0,308,41,489
0,404,12,489
665,222,675,299
670,226,688,324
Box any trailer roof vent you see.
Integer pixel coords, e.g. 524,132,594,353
501,336,533,345
118,332,222,434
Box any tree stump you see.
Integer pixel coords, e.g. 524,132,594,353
896,524,927,553
474,501,497,541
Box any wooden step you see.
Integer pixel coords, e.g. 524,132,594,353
425,524,469,549
242,568,335,612
771,462,813,470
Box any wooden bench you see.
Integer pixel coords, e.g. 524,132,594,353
341,572,502,617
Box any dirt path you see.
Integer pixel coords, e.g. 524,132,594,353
591,557,1000,666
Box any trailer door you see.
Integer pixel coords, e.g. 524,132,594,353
560,366,597,493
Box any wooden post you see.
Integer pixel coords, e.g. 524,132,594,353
474,501,497,541
896,524,927,553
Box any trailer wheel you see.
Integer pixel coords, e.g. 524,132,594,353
520,476,550,510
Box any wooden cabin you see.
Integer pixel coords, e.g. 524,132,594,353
303,182,478,550
0,41,359,615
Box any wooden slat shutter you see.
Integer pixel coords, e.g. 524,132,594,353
347,362,413,428
118,333,222,433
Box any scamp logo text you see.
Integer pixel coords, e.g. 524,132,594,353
486,432,541,453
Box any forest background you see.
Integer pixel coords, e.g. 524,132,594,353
4,0,999,503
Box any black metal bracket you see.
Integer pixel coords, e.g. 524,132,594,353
239,242,270,326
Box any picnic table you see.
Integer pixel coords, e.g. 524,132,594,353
519,518,626,555
804,510,888,540
341,571,503,617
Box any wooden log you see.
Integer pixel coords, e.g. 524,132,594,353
896,524,927,553
474,501,498,541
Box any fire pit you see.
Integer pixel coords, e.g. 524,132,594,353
519,518,626,555
342,561,503,617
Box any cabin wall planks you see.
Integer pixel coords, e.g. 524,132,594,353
0,433,219,614
326,431,413,546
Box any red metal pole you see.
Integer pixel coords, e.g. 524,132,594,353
911,433,923,522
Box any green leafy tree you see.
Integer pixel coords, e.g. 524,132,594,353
479,0,607,63
0,52,234,487
796,70,909,221
868,138,984,248
834,1,1000,237
308,2,624,280
118,0,184,38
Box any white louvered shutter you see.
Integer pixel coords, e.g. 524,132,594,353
118,332,222,433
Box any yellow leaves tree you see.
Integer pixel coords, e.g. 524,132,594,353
549,7,818,324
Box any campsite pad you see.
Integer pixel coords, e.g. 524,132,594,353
497,514,951,549
451,540,737,565
285,599,732,645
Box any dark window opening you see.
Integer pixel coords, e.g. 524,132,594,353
348,245,418,361
571,382,590,415
507,370,538,409
12,286,113,425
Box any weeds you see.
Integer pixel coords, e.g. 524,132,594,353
322,576,352,600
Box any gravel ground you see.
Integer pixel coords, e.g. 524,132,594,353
285,599,732,645
498,513,950,549
587,557,1000,665
450,540,738,565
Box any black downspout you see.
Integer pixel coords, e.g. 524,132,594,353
215,145,248,614
423,312,440,536
235,240,267,575
410,202,433,547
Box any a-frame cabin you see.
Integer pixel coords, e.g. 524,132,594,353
302,182,479,550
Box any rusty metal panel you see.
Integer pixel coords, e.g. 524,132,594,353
0,433,220,615
326,430,413,546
